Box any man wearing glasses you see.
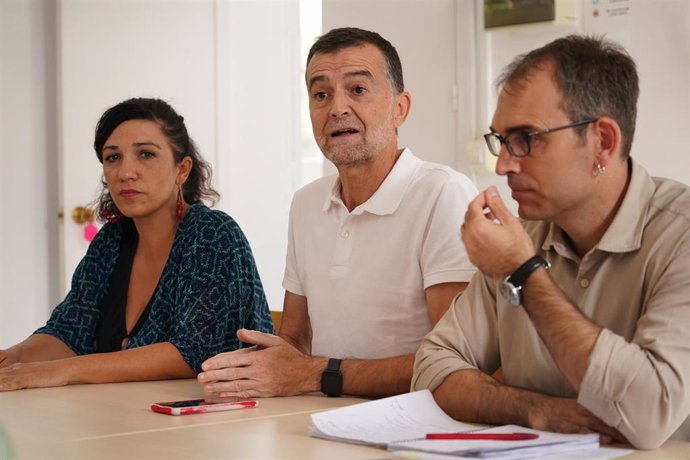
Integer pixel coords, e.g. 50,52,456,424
413,35,690,449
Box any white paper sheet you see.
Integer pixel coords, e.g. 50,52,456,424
310,390,482,447
309,390,610,458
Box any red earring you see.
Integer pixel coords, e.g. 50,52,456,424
99,209,122,223
176,186,184,220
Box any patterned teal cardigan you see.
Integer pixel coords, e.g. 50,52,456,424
35,202,274,372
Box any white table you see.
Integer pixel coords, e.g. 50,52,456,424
0,380,687,459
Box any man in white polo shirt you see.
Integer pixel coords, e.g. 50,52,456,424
197,27,477,398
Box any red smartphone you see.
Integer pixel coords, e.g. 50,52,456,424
150,398,258,416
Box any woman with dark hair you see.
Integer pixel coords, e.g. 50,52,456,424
0,98,273,390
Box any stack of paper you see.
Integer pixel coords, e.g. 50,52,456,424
309,390,601,458
390,424,599,459
310,389,481,447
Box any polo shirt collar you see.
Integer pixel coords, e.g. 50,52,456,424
542,158,655,254
322,148,421,215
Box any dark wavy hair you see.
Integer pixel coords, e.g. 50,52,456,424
93,98,219,221
497,35,639,158
307,27,405,94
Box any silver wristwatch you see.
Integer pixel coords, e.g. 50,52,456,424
498,255,550,306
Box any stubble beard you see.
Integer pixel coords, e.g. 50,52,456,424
323,143,377,166
318,121,394,167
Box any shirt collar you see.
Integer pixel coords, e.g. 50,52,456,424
542,158,655,254
322,148,421,215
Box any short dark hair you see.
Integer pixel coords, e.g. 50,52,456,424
497,35,639,158
306,27,405,93
93,97,219,220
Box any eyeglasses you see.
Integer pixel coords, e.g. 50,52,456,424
483,118,598,158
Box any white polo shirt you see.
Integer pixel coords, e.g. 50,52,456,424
283,148,478,359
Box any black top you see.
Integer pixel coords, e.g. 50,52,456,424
95,219,152,353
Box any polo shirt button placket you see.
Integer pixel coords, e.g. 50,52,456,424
330,221,355,279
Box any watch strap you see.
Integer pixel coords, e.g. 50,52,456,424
507,255,550,288
326,358,341,372
320,358,343,397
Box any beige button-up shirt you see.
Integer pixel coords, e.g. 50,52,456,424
412,159,690,448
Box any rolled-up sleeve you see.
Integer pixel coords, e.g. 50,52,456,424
412,272,501,391
578,240,690,449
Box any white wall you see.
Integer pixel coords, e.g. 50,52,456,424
216,0,301,311
322,0,460,170
0,0,59,347
630,0,690,184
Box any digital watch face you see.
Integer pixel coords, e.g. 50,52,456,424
321,372,343,397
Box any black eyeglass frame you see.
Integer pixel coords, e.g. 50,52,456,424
483,118,598,158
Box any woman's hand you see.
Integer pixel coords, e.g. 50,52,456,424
0,360,70,391
0,350,18,369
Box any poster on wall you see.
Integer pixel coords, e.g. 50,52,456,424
582,0,633,48
484,0,555,29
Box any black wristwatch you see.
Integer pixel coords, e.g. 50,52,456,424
498,255,550,307
320,358,343,397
